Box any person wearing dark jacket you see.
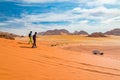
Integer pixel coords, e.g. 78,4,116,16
32,32,37,48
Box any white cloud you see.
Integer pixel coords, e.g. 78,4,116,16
102,16,120,23
73,6,120,15
2,9,120,35
0,23,7,26
1,0,120,35
72,6,120,22
20,12,86,23
21,0,69,3
87,0,117,5
77,0,119,7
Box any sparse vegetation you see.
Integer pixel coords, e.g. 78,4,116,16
0,32,20,40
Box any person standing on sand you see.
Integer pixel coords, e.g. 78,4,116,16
32,32,37,48
28,31,32,44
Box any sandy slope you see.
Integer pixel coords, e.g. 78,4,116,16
0,38,120,80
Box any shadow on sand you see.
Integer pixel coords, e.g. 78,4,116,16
20,46,32,48
17,42,28,44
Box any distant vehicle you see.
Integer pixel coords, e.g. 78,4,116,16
92,50,104,55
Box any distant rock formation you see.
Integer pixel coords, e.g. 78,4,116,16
0,31,20,40
104,28,120,36
38,29,89,35
38,28,120,36
88,32,106,37
38,29,70,35
73,30,88,35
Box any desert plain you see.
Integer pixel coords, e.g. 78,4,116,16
0,35,120,80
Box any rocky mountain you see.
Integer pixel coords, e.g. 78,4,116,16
38,28,120,36
88,32,106,37
38,29,70,35
73,30,88,35
38,29,88,35
104,28,120,36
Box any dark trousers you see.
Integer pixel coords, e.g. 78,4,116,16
32,39,36,48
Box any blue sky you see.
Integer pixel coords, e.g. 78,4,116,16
0,0,120,35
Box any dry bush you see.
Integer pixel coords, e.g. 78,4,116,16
0,32,16,40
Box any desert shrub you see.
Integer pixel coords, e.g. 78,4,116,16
0,32,15,40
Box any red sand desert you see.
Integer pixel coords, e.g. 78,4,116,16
0,35,120,80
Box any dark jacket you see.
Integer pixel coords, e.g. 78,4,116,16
33,34,36,40
29,33,32,37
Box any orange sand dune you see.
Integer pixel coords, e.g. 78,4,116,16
0,38,120,80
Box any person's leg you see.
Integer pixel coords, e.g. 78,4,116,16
30,37,32,44
29,37,32,44
32,39,36,48
28,37,30,44
34,40,37,48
